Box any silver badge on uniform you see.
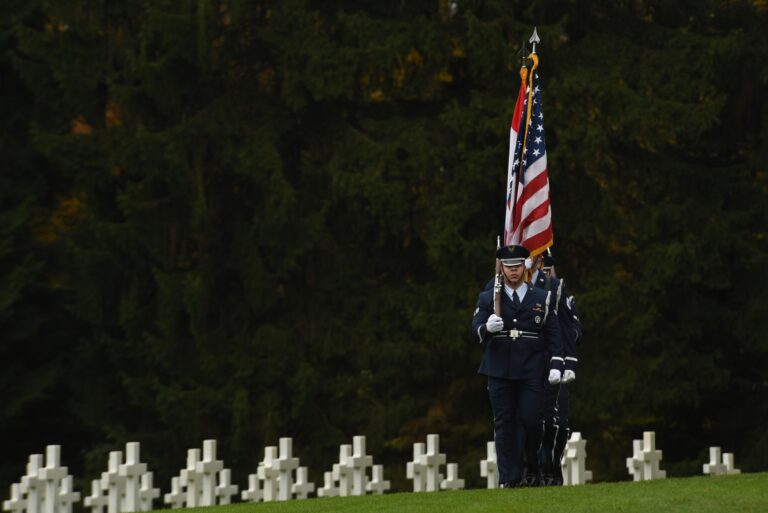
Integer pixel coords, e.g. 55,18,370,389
535,315,541,324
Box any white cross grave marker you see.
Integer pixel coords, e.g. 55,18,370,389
702,448,742,476
119,443,146,513
332,445,353,497
561,432,593,485
40,446,68,513
316,472,338,498
703,447,726,476
162,477,184,509
2,483,25,513
138,472,159,511
58,476,80,513
722,452,741,475
406,443,426,492
240,474,262,503
627,432,666,481
275,438,299,501
626,438,644,481
350,436,372,496
84,479,108,513
440,463,465,490
641,431,666,480
20,455,44,513
215,469,238,505
479,441,498,489
180,449,201,508
257,446,279,502
196,440,223,507
291,467,315,499
366,465,390,495
100,451,125,513
421,435,447,492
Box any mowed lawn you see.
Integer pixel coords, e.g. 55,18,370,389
160,472,768,513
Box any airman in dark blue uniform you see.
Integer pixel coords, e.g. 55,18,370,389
471,245,565,488
531,250,581,486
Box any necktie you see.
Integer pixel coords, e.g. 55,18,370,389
512,290,520,308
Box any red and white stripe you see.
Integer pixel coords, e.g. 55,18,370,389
503,81,553,256
503,78,526,245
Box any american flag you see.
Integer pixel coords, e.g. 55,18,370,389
503,67,553,256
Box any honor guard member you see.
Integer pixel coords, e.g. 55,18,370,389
470,244,565,488
532,250,581,485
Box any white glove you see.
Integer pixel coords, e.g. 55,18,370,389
548,369,562,385
562,370,576,383
485,314,504,333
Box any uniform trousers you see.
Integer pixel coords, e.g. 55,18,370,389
539,383,570,481
487,374,545,484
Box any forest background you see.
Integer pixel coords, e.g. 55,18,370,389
2,0,767,495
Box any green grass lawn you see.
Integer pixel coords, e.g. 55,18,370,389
164,472,768,513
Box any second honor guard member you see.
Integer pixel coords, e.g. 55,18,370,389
532,250,581,485
470,245,565,488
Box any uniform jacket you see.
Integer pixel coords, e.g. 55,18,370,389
470,285,564,379
532,271,579,373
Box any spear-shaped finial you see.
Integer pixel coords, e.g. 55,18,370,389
517,38,529,67
528,27,540,54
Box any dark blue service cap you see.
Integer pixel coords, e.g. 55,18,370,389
496,245,530,266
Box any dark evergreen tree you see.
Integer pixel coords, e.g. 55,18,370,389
1,0,766,493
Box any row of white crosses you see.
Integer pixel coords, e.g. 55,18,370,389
238,437,305,503
2,444,161,513
82,442,161,513
478,430,742,487
477,432,595,488
164,440,238,508
703,447,741,476
239,435,390,502
316,435,391,497
2,447,80,513
3,432,747,513
406,434,465,492
625,432,742,481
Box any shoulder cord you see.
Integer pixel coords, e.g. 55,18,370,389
555,278,564,314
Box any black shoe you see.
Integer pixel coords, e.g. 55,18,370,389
523,472,542,487
499,481,524,489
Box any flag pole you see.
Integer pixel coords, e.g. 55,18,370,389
494,235,502,316
510,28,540,243
508,41,527,246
